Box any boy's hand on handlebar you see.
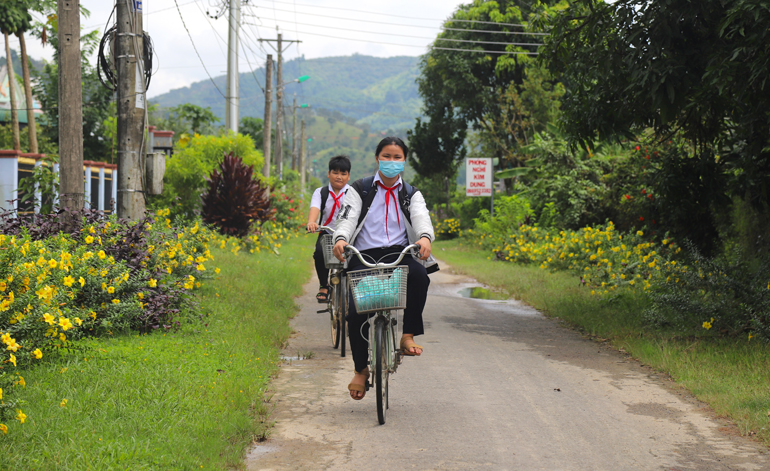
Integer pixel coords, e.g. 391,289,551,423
416,237,432,261
333,240,348,261
306,222,319,233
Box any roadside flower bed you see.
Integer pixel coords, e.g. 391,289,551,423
0,208,291,435
474,222,682,293
469,221,768,341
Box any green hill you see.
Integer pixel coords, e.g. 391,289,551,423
149,54,422,133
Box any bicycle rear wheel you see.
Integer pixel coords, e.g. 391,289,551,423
374,316,389,425
329,284,340,349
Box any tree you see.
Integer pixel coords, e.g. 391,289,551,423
170,103,220,135
239,116,264,149
0,1,31,152
407,104,466,209
480,65,564,168
414,0,563,175
535,0,770,208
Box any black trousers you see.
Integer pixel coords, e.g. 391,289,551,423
346,246,430,373
313,234,329,290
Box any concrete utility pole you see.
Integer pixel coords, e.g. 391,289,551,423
291,94,297,171
116,0,146,220
275,33,284,179
259,33,300,180
300,119,306,189
262,54,273,178
225,0,239,133
58,0,84,215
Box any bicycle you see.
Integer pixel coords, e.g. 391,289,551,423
314,226,347,357
344,243,419,425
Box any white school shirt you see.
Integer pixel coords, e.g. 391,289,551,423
310,183,350,233
355,173,409,251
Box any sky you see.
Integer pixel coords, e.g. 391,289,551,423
12,0,462,98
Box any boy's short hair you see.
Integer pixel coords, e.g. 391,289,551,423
328,155,351,173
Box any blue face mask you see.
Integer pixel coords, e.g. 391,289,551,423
378,160,405,178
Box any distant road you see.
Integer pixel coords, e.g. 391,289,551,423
245,263,769,470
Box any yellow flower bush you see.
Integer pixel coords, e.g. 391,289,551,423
471,221,684,293
0,208,295,433
434,218,462,240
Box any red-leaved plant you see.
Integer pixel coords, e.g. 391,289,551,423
201,152,274,237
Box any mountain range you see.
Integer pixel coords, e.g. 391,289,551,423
149,54,423,132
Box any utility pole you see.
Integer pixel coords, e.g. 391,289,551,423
291,94,297,171
259,33,300,180
225,0,239,133
116,0,146,220
275,33,284,179
262,54,273,178
300,119,306,190
58,0,83,217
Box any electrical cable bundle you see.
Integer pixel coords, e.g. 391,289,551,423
97,24,155,92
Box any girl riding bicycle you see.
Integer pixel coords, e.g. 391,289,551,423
332,137,438,400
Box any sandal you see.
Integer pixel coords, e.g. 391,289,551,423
400,337,423,356
348,369,368,400
316,287,330,303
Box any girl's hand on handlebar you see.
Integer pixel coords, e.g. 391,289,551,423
333,240,348,261
416,237,432,261
306,222,319,233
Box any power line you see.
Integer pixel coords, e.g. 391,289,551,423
252,4,548,36
252,0,535,28
242,27,540,54
254,17,543,46
432,46,538,55
173,0,226,98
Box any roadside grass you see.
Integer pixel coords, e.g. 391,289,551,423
435,239,770,445
0,236,314,470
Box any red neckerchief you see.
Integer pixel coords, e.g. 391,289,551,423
323,189,344,226
376,181,401,241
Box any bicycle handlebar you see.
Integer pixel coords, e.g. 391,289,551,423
307,225,334,234
344,244,420,269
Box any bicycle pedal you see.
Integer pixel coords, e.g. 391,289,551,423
365,380,370,391
317,309,330,314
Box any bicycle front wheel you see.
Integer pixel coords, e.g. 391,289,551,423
330,284,341,349
374,316,389,425
339,277,347,357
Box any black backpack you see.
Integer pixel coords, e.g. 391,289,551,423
319,186,348,226
348,176,417,227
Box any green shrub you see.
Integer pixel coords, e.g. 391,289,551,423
473,194,534,238
159,133,264,219
645,244,770,342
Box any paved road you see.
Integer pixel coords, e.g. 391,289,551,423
245,263,769,470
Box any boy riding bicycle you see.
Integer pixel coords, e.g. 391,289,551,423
306,155,352,303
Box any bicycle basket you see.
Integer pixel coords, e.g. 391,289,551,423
320,234,343,269
347,266,408,314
